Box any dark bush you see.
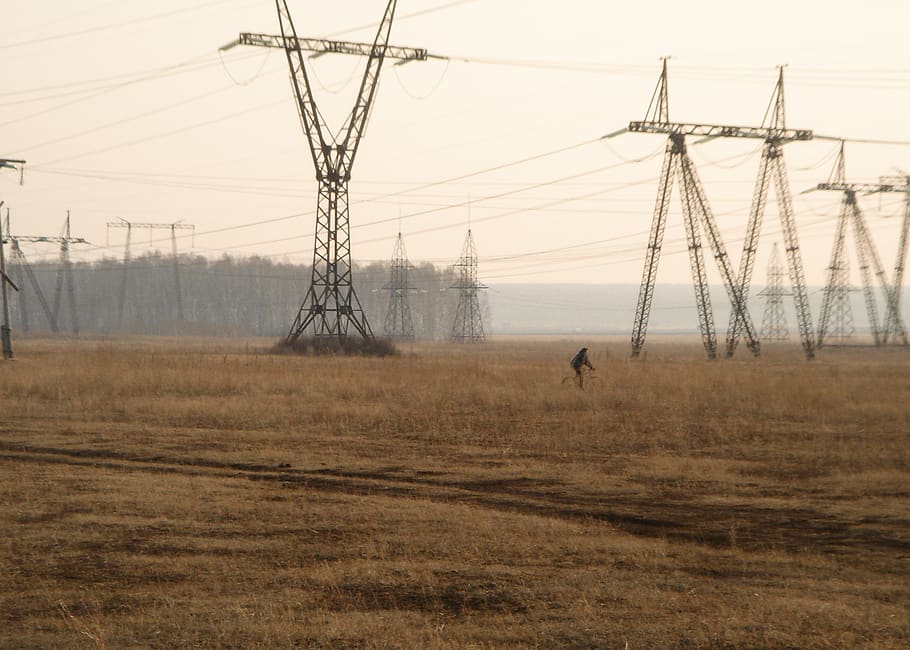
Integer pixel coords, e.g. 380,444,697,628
271,335,399,357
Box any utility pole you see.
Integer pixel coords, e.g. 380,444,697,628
382,231,416,338
451,229,486,343
758,243,791,342
106,219,194,327
623,60,763,360
816,143,907,346
227,0,428,345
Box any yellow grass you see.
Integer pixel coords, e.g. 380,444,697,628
1,337,908,648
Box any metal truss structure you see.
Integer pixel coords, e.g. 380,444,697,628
0,158,25,359
451,229,486,343
3,211,87,335
106,219,194,327
758,243,791,342
819,250,856,345
628,60,760,360
816,144,908,346
721,68,815,360
877,174,910,345
382,232,416,338
232,0,426,344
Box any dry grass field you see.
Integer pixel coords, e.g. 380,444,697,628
1,336,908,648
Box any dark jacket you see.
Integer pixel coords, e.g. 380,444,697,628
571,348,593,370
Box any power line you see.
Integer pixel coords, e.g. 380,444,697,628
0,0,242,51
32,97,287,167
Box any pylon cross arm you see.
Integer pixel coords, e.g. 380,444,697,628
236,33,428,62
629,121,811,141
818,182,903,194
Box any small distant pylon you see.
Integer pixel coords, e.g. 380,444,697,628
382,232,416,338
827,255,855,343
451,229,486,343
758,243,791,341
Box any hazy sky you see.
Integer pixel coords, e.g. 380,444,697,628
2,0,910,288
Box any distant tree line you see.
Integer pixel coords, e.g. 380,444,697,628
5,253,482,339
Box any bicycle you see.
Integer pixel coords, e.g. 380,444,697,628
561,366,601,389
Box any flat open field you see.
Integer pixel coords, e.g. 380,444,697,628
1,337,908,648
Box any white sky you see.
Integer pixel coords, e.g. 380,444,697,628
2,0,910,287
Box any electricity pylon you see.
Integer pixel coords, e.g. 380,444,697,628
816,143,907,346
3,210,58,332
382,232,416,338
0,158,25,358
228,0,427,344
106,219,194,326
877,173,910,345
51,212,82,335
0,205,20,359
821,253,856,345
723,67,816,360
758,243,791,342
451,229,486,343
3,212,87,334
625,60,761,360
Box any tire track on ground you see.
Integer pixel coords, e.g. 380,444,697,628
2,441,909,563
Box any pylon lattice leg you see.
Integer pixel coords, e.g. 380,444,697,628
770,153,814,359
726,144,772,357
631,139,678,357
288,179,373,342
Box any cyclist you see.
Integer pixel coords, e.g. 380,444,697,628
570,347,594,387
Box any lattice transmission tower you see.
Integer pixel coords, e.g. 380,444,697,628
227,0,428,344
823,253,856,344
382,231,416,338
3,211,87,335
722,67,816,360
816,142,907,347
878,173,910,345
106,219,194,328
4,210,58,334
758,243,791,341
451,229,486,343
0,158,25,358
624,60,760,360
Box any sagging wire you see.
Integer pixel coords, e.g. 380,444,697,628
392,57,451,100
218,46,272,86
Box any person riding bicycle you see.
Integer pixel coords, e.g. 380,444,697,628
570,347,594,386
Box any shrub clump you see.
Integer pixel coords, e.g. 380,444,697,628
271,335,399,357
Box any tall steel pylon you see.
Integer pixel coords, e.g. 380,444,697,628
106,219,195,326
758,242,792,342
627,60,761,360
382,231,416,338
724,67,816,360
451,229,486,343
0,158,25,358
878,173,910,345
229,0,428,344
816,143,907,347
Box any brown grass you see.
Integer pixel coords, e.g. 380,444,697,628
1,336,908,648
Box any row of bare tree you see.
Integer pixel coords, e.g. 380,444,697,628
6,253,479,339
